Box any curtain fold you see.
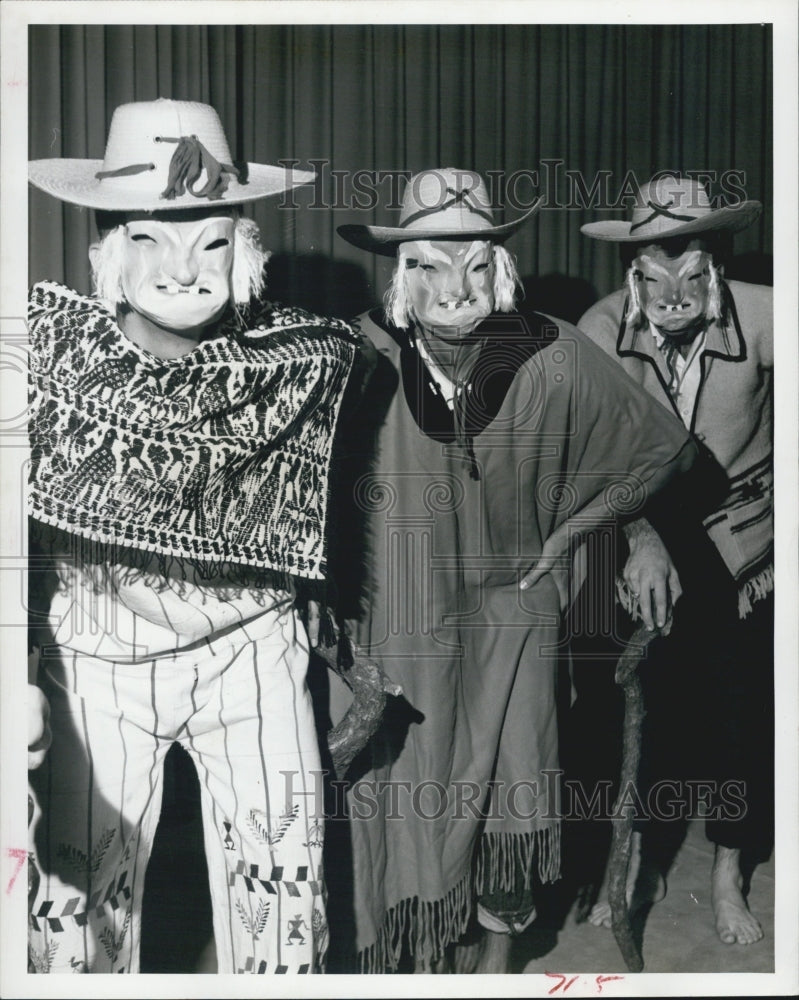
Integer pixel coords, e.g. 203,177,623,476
28,23,773,322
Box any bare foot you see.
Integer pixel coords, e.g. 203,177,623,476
472,929,513,973
451,938,482,974
413,951,452,973
711,845,763,945
588,831,666,929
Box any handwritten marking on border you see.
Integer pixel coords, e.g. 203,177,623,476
5,847,27,894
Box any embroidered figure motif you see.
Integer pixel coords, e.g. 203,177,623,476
223,820,235,850
302,817,324,848
286,914,308,945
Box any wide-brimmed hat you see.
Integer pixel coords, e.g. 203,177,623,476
28,98,316,211
580,175,761,243
337,167,540,256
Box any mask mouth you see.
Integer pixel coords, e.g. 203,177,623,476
438,298,477,311
155,283,213,296
657,302,693,313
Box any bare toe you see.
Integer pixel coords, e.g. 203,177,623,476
588,902,612,928
713,898,763,946
588,866,665,930
716,915,738,945
452,940,481,974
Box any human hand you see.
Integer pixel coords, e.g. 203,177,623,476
307,600,320,648
622,518,682,631
28,684,51,770
519,522,571,609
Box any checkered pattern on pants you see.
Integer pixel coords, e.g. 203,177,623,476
28,610,327,973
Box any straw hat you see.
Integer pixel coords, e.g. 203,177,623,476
337,167,540,256
580,175,761,243
28,98,316,211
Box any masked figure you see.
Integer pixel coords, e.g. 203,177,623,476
578,175,773,946
26,99,359,974
331,168,699,972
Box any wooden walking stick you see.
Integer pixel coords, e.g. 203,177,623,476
308,607,402,779
302,600,402,779
324,646,402,779
607,621,663,974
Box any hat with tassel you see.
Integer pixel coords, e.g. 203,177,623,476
28,98,315,210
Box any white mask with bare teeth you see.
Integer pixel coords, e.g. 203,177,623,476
120,215,236,331
400,239,495,340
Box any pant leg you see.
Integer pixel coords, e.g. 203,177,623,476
180,610,327,974
476,882,537,935
28,647,178,973
703,594,774,856
634,562,774,859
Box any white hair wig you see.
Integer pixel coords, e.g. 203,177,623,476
384,243,522,330
90,215,270,308
625,257,723,330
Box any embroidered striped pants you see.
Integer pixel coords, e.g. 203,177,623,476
28,610,327,974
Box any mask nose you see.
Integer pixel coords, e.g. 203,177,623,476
662,279,687,307
164,246,199,286
443,270,471,301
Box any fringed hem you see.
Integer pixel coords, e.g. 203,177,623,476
620,567,775,623
474,824,561,897
738,564,774,619
356,870,473,973
355,827,560,972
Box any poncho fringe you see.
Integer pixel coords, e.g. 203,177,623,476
475,824,561,895
356,825,560,972
356,870,472,973
737,564,774,619
617,563,774,623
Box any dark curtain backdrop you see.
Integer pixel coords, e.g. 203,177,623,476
28,23,772,323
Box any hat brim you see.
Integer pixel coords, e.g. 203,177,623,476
580,202,762,243
337,199,542,256
28,159,316,210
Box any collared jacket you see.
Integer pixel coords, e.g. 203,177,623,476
578,279,773,615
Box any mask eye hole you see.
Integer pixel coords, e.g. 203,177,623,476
205,238,230,251
131,233,156,243
472,263,489,273
420,264,437,272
